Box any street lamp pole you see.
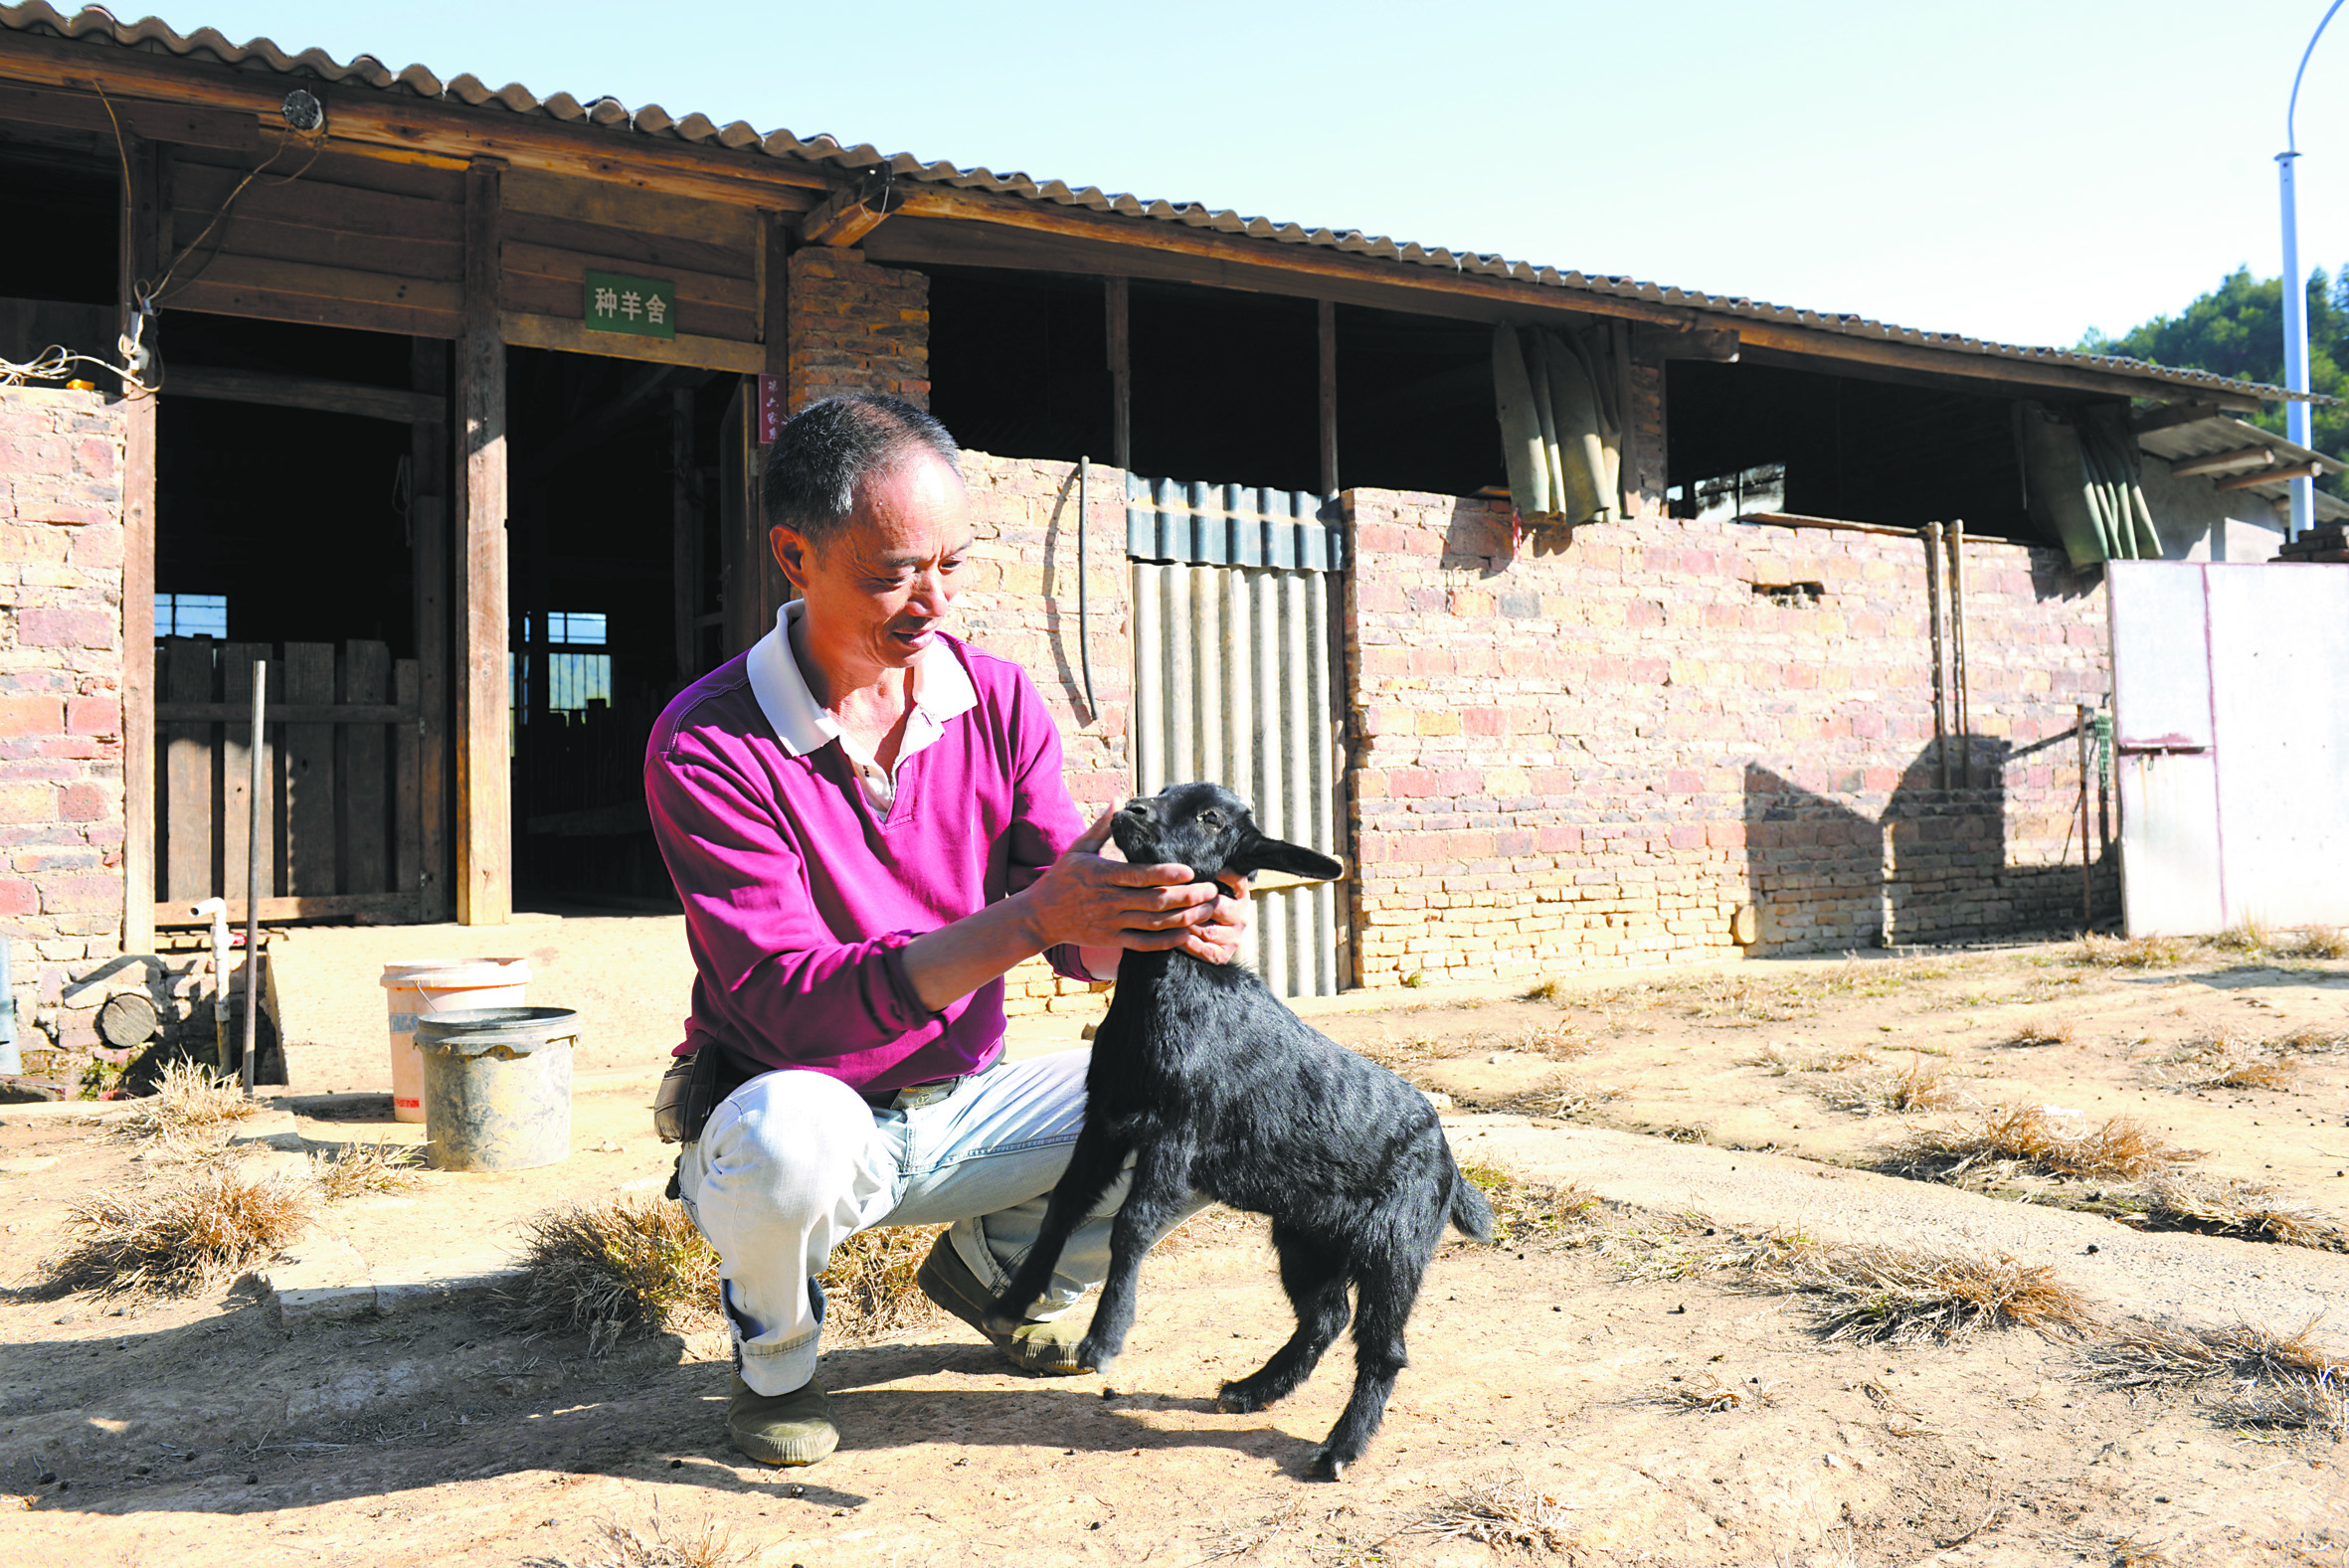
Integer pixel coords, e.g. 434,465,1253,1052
2280,0,2343,541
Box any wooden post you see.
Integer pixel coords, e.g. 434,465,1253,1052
1317,299,1339,498
2078,703,2094,933
118,134,159,956
1948,519,1970,790
409,339,450,920
1610,318,1636,517
454,158,512,925
1925,521,1948,791
672,387,699,682
1106,276,1131,472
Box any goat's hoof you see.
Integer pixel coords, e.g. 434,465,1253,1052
1076,1338,1119,1376
1215,1382,1265,1415
1310,1448,1350,1481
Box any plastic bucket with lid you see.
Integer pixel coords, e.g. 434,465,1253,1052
380,958,530,1123
415,1006,578,1171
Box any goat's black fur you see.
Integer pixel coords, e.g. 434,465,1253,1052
988,782,1495,1480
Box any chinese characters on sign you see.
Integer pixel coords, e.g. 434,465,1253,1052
758,375,785,444
584,270,678,341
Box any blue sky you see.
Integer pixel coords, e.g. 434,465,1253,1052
143,1,2349,354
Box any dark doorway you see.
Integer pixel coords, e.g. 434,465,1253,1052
503,348,733,910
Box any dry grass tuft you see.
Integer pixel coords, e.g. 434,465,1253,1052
1494,1073,1623,1120
537,1504,750,1568
1523,976,1563,1003
2137,1175,2347,1252
47,1166,312,1296
1817,1056,1957,1117
501,1198,721,1355
1744,1043,1875,1076
2156,1036,2302,1093
2289,926,2349,959
2276,1026,2349,1056
1413,1469,1577,1553
1716,1235,2096,1343
107,1059,261,1141
2003,1018,2077,1049
2072,934,2195,970
815,1224,947,1344
1457,1161,1600,1247
1664,1371,1766,1412
308,1139,426,1200
1888,1105,2184,1182
2083,1318,2345,1431
2213,918,2275,956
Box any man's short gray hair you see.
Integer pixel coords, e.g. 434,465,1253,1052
762,395,962,549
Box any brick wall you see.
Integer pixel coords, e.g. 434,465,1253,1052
2,387,130,1066
958,450,1135,1013
785,248,930,411
1343,489,2112,986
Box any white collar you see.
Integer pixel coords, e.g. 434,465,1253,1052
745,600,978,759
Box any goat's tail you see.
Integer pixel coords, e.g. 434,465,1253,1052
1446,1153,1496,1244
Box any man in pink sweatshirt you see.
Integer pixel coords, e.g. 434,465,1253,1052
646,395,1247,1467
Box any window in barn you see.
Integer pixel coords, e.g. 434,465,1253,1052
154,594,229,639
1663,359,2036,541
921,264,1506,500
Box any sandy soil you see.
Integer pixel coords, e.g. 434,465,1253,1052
4,939,2345,1567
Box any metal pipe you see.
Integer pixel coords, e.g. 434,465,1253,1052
240,657,265,1097
1925,521,1948,790
1076,456,1097,721
194,896,231,1072
2280,1,2344,540
1948,520,1970,789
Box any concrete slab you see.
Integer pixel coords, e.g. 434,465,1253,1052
1450,1115,2349,1334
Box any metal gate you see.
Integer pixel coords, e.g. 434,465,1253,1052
1127,476,1349,996
2109,561,2349,935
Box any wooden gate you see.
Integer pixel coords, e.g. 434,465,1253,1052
154,637,426,925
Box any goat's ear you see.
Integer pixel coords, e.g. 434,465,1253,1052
1230,835,1345,883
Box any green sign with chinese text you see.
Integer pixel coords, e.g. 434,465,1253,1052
584,271,677,340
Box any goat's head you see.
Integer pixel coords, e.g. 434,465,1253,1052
1110,783,1345,887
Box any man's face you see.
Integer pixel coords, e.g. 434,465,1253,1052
772,452,973,676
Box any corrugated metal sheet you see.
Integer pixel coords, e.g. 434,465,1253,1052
0,0,2320,410
2136,413,2349,522
1125,475,1344,572
1129,533,1345,998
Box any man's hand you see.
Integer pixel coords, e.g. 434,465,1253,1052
1022,807,1227,954
1185,873,1252,965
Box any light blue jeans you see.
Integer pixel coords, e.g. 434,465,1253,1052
676,1047,1197,1396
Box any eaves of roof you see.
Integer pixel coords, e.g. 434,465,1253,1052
0,0,2327,412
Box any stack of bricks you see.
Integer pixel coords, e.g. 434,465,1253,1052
785,249,930,411
957,450,1135,1014
1,387,131,1062
2276,524,2349,563
1342,488,2112,986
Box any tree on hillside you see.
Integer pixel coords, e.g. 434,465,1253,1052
2078,267,2347,497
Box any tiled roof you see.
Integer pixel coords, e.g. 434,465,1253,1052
0,2,2323,408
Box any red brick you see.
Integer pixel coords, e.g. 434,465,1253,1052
0,696,63,737
37,872,121,914
66,697,119,736
0,879,34,917
60,781,109,820
17,608,112,647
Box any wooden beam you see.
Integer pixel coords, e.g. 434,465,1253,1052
166,364,446,424
1318,298,1339,497
2168,445,2277,479
454,158,511,925
763,211,790,388
800,180,890,248
1729,321,2264,412
119,133,159,958
1632,324,1739,361
500,310,765,373
1611,316,1637,516
410,339,450,921
2130,402,2230,435
0,36,831,209
1106,276,1131,471
153,702,417,724
2216,461,2321,493
152,893,418,927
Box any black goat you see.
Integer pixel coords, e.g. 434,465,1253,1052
988,782,1494,1480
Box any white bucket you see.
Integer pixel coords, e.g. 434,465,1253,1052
380,958,531,1123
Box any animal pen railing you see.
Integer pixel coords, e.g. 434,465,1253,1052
1127,475,1351,997
153,636,428,925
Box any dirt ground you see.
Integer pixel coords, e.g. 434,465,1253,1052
4,933,2346,1567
